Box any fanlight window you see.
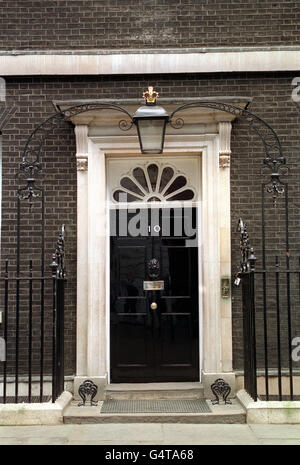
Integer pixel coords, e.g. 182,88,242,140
112,163,195,203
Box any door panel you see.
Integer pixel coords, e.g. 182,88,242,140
110,236,155,381
161,245,191,296
110,208,199,382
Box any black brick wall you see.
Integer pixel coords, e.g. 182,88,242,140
0,0,299,50
1,72,300,374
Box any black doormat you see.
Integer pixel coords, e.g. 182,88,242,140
100,399,211,414
0,396,52,403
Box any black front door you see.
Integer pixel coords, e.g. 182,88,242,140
110,208,199,382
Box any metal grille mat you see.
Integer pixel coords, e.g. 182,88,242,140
100,399,211,414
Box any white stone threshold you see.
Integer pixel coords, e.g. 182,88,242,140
1,48,300,75
0,391,72,426
107,383,202,391
237,389,300,424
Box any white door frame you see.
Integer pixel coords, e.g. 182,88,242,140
106,155,202,384
74,127,234,398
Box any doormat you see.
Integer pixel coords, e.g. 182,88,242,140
100,399,211,414
0,396,52,403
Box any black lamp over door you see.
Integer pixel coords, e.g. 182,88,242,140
133,87,169,154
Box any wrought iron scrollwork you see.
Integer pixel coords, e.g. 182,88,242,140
118,119,134,131
169,101,286,202
169,117,184,129
18,103,134,208
22,103,134,168
262,156,288,206
237,218,257,273
17,159,43,207
211,378,232,405
18,100,286,210
78,379,98,407
17,179,42,205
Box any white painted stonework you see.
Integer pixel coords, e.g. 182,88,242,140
237,389,300,424
71,103,240,399
1,48,300,75
0,391,72,426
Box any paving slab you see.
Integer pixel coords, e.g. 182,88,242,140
161,424,259,445
67,423,164,443
0,423,300,445
0,423,255,445
258,439,300,445
249,424,300,439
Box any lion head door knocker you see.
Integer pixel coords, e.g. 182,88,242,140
147,258,160,280
211,378,232,405
78,379,98,406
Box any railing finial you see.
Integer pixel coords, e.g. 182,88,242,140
237,218,256,272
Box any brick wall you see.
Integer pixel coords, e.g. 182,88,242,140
1,72,300,374
0,0,299,50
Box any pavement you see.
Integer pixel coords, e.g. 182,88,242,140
0,423,300,445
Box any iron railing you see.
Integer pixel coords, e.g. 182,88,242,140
238,219,300,401
0,226,66,403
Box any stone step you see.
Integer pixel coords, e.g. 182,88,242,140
105,382,204,400
63,398,246,424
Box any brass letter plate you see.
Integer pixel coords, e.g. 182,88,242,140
143,280,164,291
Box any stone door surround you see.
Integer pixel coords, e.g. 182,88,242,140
66,99,248,399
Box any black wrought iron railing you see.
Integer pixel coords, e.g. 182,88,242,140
238,219,300,401
0,226,66,404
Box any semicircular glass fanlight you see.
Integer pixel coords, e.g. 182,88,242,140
112,163,195,203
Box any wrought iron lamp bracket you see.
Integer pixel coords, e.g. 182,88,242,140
18,103,134,204
18,100,286,206
22,103,134,165
169,101,286,202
